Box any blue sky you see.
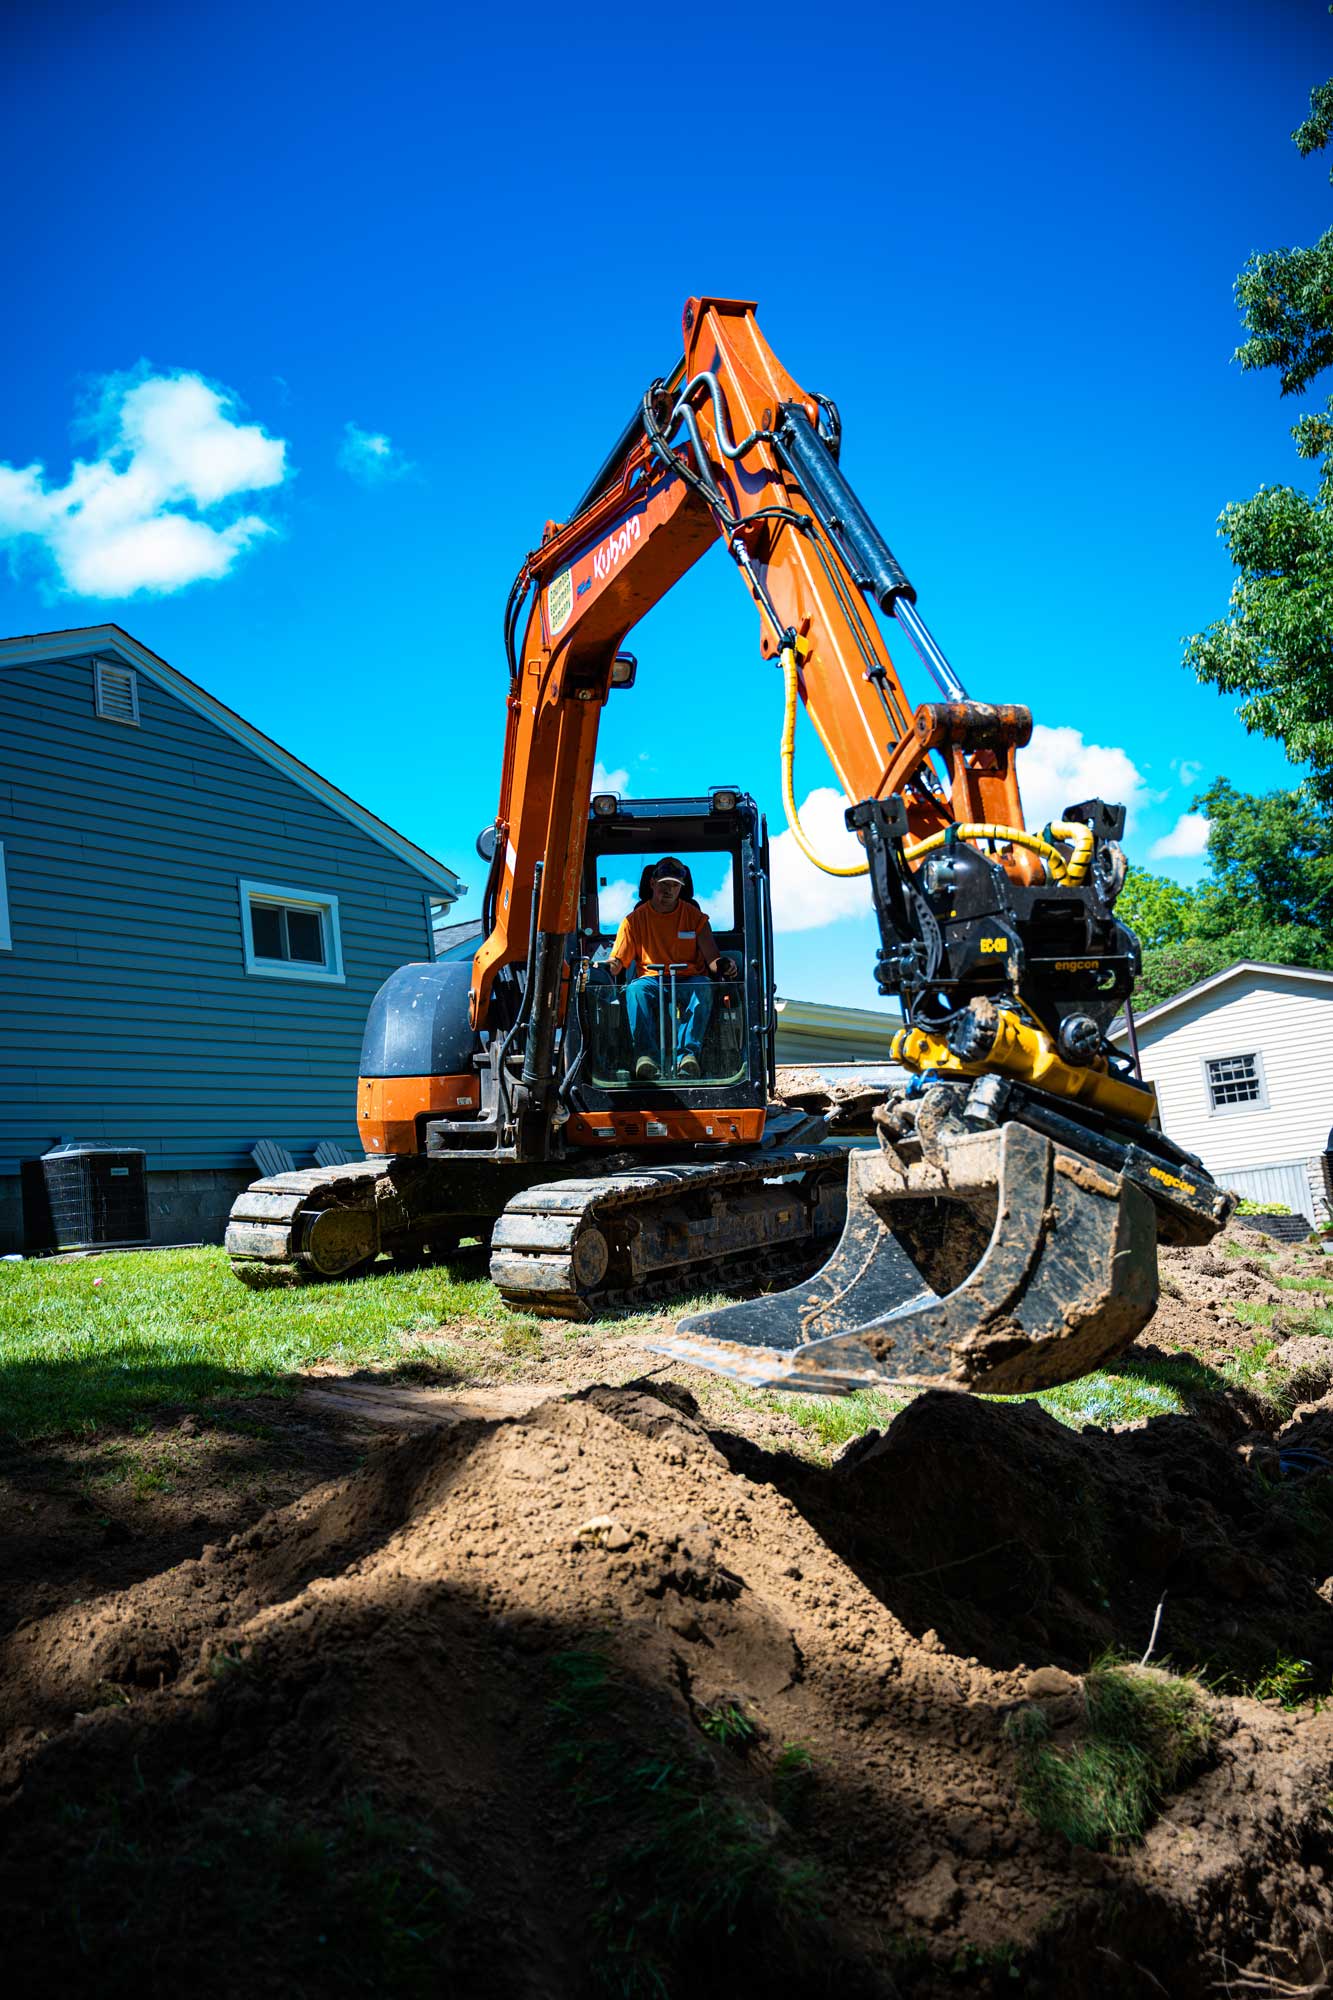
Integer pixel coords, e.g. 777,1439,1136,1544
4,0,1330,1008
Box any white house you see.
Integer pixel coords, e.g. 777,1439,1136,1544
1110,962,1333,1221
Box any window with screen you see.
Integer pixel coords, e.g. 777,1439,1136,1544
1205,1052,1264,1112
239,879,344,983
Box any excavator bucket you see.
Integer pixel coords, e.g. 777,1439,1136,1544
651,1120,1159,1397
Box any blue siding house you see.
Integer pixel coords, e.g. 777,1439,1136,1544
0,624,463,1251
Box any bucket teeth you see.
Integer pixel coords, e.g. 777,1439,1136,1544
651,1122,1159,1398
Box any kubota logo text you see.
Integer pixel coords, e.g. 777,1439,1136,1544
592,514,642,579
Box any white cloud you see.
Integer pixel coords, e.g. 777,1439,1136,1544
592,760,630,796
1172,758,1203,788
1149,812,1210,860
700,861,734,929
338,421,413,485
1018,723,1149,832
0,368,287,597
770,788,873,932
597,877,639,926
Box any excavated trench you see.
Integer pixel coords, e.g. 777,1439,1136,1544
2,1226,1332,1996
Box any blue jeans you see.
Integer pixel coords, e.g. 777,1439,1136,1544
625,976,713,1068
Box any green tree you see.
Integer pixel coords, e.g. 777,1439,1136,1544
1183,73,1333,801
1113,867,1199,950
1121,780,1333,1006
1195,776,1333,930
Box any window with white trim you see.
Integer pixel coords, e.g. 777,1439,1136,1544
1204,1051,1267,1113
94,660,140,726
239,880,344,983
0,843,10,951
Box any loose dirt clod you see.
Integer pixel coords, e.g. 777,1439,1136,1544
2,1225,1332,1995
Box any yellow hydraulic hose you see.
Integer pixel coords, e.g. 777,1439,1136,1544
1049,818,1095,885
904,823,1069,879
778,642,1098,889
780,643,869,877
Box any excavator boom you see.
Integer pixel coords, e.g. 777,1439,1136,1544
228,296,1234,1390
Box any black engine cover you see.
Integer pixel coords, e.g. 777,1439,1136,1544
360,961,481,1078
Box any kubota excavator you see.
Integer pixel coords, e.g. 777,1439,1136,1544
227,296,1233,1397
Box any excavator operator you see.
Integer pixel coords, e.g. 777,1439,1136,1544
607,858,740,1081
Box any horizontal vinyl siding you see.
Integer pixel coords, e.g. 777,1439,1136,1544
1130,976,1333,1176
1222,1162,1317,1222
0,652,443,1174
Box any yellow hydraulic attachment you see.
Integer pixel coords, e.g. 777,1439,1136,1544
892,1007,1158,1127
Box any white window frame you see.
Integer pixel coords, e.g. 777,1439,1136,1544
1202,1049,1269,1116
94,660,140,726
238,879,344,984
0,843,10,950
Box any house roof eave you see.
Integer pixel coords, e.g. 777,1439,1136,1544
1109,958,1333,1039
0,623,465,899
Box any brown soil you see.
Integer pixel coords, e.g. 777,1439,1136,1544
3,1225,1332,1997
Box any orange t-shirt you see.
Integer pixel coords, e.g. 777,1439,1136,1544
612,897,716,978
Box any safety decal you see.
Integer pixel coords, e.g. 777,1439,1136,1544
547,568,574,636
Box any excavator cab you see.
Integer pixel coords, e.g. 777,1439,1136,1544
563,790,774,1145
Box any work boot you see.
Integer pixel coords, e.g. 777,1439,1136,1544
635,1055,660,1081
678,1053,701,1079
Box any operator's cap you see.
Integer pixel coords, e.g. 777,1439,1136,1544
652,857,687,884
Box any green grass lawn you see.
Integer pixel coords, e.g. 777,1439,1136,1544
6,1236,1333,1451
0,1246,510,1440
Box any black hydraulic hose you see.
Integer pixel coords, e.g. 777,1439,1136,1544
504,571,534,682
557,974,590,1109
567,358,682,519
479,832,505,940
494,863,543,1123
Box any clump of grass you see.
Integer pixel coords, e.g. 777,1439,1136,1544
990,1349,1223,1432
1232,1301,1277,1329
591,1762,825,1997
773,1742,817,1823
497,1315,544,1358
1024,1370,1188,1430
33,1781,467,1996
544,1650,827,1997
696,1699,759,1749
781,1386,905,1450
1005,1661,1213,1850
1250,1654,1316,1709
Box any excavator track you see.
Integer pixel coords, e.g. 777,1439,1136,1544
489,1153,849,1319
226,1149,848,1307
226,1157,470,1288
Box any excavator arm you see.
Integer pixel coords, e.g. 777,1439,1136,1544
480,298,1120,1105
467,295,1234,1393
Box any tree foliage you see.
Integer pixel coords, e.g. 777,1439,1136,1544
1183,70,1333,803
1121,780,1333,1007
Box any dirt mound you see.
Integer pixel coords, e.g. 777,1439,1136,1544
728,1390,1333,1684
3,1380,1332,1997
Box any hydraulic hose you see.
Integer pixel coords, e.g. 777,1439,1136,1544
779,644,869,878
779,636,1099,892
903,823,1071,878
1048,818,1095,885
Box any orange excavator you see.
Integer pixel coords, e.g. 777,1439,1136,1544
227,296,1232,1397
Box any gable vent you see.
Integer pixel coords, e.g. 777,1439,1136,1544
94,661,140,726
